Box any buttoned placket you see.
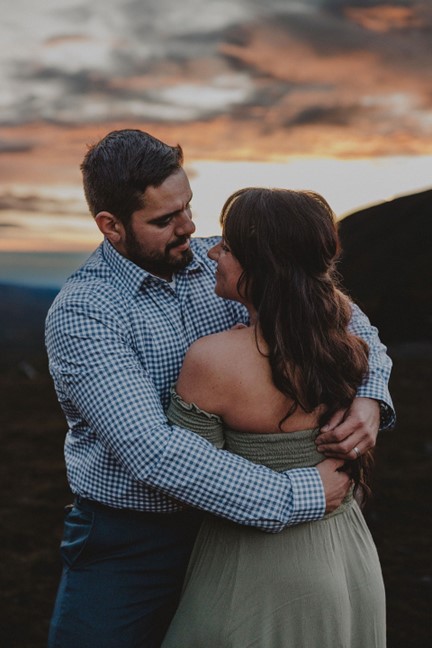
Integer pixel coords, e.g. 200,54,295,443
139,276,190,346
175,269,203,347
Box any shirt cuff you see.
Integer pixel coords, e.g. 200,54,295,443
284,467,325,526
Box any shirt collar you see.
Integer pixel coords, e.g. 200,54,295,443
102,239,203,294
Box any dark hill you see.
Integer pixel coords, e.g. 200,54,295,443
337,188,432,345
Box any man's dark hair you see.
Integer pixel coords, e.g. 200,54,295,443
81,129,184,224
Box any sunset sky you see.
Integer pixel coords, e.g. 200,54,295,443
1,0,432,264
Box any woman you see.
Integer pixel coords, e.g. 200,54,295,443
161,188,386,647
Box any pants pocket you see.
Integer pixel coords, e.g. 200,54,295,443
60,506,94,568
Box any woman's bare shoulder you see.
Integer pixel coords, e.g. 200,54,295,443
190,327,249,355
176,328,252,413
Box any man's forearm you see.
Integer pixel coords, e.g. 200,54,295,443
145,424,326,532
349,303,395,429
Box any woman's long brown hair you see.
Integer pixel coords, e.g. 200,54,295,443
220,187,373,502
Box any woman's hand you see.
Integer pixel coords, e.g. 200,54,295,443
315,397,380,459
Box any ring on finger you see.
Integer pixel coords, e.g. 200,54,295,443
353,446,361,458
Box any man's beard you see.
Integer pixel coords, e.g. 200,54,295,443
124,229,193,278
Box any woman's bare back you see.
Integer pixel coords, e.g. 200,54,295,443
176,327,324,434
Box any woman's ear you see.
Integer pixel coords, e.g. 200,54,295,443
95,211,125,246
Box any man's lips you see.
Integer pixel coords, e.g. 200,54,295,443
168,238,190,252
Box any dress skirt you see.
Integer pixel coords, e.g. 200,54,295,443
161,391,386,647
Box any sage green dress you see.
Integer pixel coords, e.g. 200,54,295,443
162,390,386,648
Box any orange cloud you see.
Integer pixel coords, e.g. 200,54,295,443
345,6,423,33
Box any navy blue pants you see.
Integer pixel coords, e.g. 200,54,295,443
48,498,203,648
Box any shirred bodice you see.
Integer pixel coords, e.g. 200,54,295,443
167,388,353,517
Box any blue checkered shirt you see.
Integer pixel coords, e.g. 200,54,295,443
45,238,394,532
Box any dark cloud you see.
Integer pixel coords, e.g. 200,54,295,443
31,68,112,95
268,11,367,54
0,222,21,228
0,193,83,216
325,1,413,10
0,195,41,212
287,105,357,127
0,139,34,153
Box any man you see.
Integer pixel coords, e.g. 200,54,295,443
46,129,394,647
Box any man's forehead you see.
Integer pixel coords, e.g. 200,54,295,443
147,170,190,198
138,170,192,217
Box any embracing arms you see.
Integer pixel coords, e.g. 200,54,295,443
46,296,337,532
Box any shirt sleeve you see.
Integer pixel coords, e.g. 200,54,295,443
46,299,325,532
349,303,395,430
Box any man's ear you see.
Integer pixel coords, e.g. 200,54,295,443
95,211,125,245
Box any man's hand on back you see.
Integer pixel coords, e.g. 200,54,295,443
316,398,380,460
316,458,352,514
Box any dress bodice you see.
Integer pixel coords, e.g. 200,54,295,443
169,387,328,471
167,388,354,516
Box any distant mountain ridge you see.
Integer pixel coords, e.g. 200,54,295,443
337,188,431,345
0,283,58,372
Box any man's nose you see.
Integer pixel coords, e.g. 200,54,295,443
175,210,195,236
207,242,221,261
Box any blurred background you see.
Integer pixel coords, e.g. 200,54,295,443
0,1,431,646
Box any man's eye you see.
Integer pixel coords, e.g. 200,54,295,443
221,243,230,252
155,217,172,228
